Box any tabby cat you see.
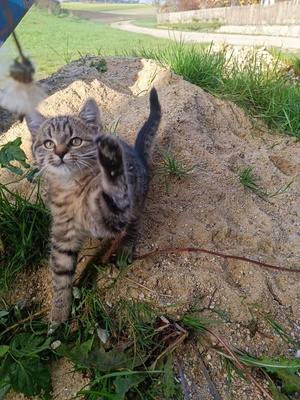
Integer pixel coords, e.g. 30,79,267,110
25,88,161,326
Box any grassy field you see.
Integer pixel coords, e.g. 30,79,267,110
6,7,169,78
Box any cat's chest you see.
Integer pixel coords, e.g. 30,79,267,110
48,178,107,238
49,179,92,226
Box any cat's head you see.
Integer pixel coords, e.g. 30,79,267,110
26,98,102,177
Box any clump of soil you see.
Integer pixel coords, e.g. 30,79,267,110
1,55,300,399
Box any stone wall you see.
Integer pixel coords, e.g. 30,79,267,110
157,1,300,37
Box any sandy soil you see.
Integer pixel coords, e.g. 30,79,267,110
1,56,300,399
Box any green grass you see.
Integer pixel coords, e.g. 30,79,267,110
155,143,202,194
158,21,222,32
131,18,222,31
238,165,293,201
6,8,170,78
0,181,50,289
1,283,299,399
131,18,158,29
135,41,300,138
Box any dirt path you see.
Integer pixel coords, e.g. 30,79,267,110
111,20,300,51
69,6,300,51
70,7,157,24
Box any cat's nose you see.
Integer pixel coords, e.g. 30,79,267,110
55,146,68,160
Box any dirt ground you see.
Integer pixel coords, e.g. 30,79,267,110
69,6,156,25
1,56,300,399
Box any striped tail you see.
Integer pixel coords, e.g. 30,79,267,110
134,87,161,169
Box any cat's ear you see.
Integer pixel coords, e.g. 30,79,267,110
25,111,46,139
79,98,101,126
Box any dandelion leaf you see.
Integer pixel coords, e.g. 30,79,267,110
9,358,51,399
9,333,51,357
0,138,30,175
113,373,146,400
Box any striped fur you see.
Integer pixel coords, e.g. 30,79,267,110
26,88,161,326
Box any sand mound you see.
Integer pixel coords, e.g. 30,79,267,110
1,56,299,399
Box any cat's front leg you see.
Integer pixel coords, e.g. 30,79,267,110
49,236,81,328
95,135,132,234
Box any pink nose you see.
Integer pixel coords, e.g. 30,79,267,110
55,146,68,160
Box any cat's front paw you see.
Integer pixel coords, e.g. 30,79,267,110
50,304,71,329
95,135,124,179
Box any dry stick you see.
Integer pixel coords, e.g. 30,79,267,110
174,351,191,400
191,339,223,400
205,328,274,400
100,233,124,264
124,277,173,298
0,308,49,337
136,247,300,273
2,0,26,63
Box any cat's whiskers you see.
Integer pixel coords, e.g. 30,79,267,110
36,162,49,177
76,159,97,176
81,152,97,161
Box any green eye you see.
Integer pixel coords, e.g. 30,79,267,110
44,140,55,149
70,138,82,147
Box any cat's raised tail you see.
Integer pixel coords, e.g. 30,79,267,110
134,87,161,169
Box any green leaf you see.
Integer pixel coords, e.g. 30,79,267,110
279,370,300,395
263,371,290,400
163,355,175,398
56,338,94,367
113,372,146,400
0,346,9,358
9,357,51,399
88,347,139,372
0,138,30,175
57,340,142,372
239,354,300,395
0,310,9,318
238,354,300,373
9,333,51,357
0,381,11,400
0,355,14,400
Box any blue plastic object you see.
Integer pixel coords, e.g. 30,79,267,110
0,0,35,46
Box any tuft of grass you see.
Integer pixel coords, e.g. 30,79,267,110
48,37,73,65
134,40,227,92
0,181,50,289
238,165,293,201
238,166,267,200
155,143,203,193
103,117,121,137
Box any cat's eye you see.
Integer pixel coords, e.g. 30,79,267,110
44,140,55,149
70,137,82,147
